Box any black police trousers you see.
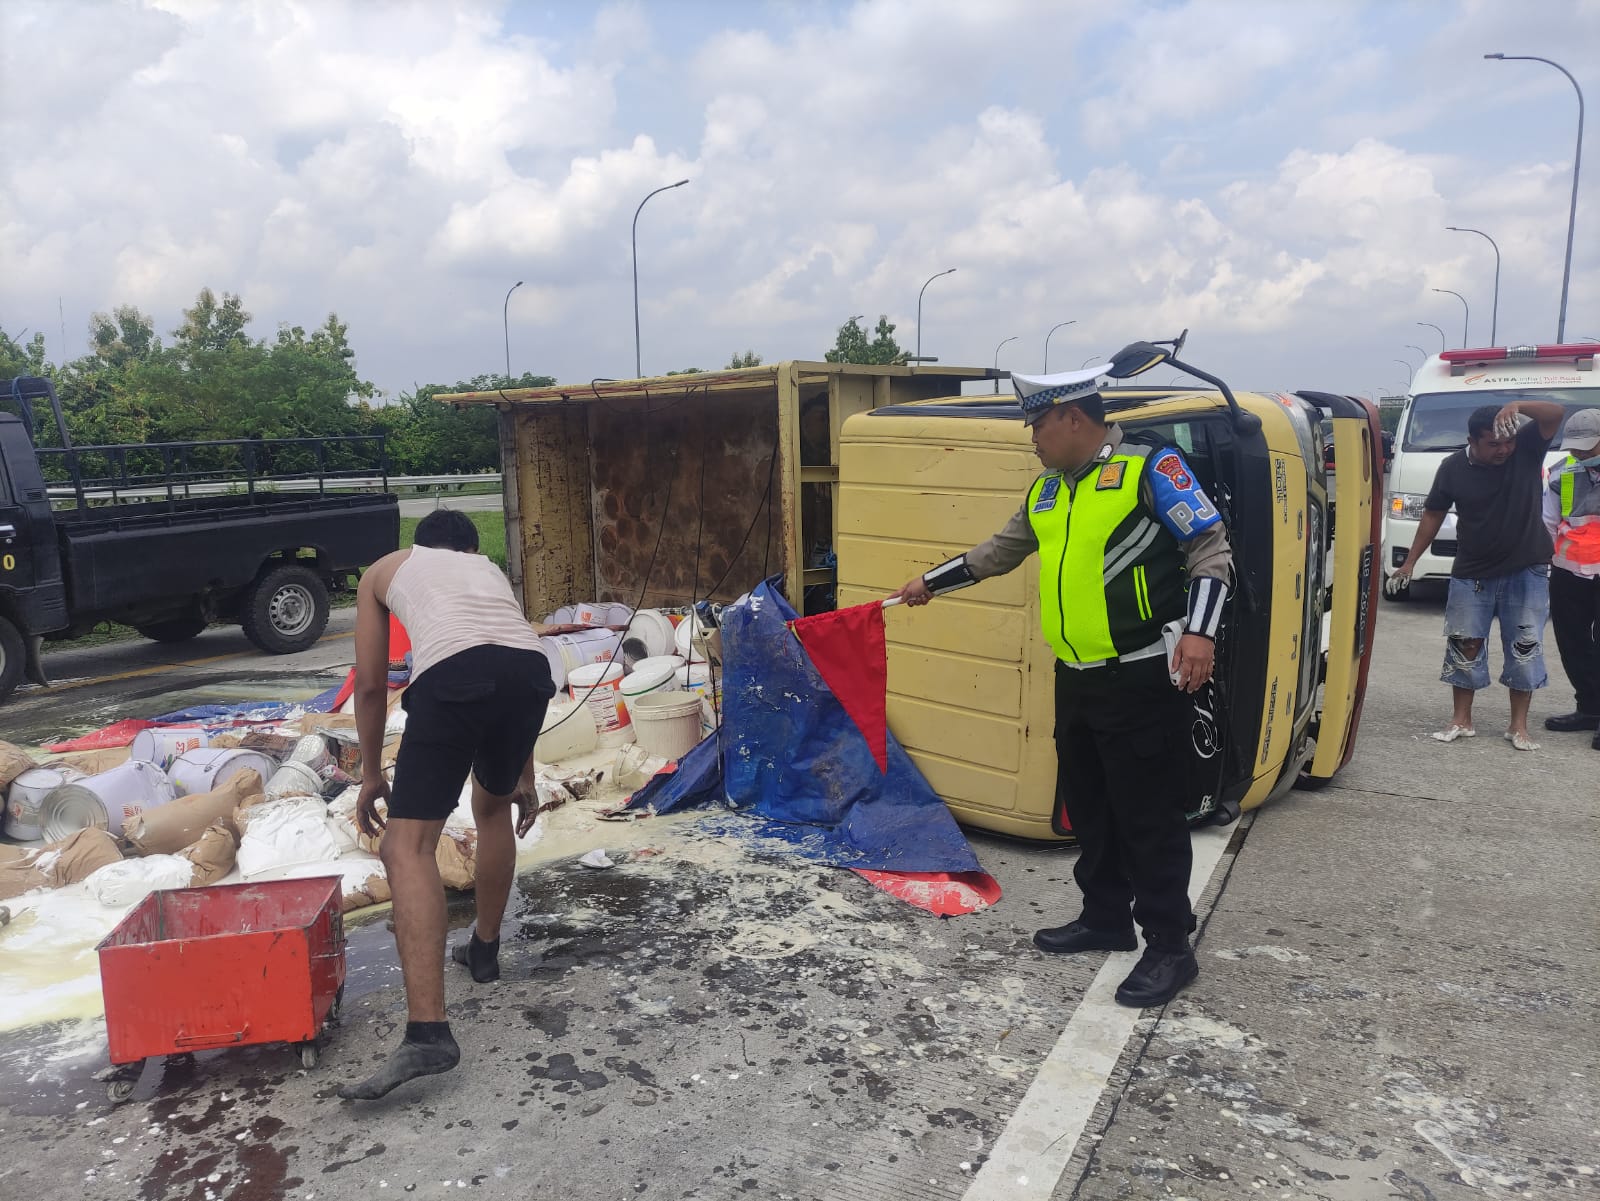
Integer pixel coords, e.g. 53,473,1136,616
1549,566,1600,716
1053,655,1195,947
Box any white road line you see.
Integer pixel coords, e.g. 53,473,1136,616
962,824,1235,1201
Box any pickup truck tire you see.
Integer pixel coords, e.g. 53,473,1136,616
0,616,23,703
135,616,208,643
242,564,330,655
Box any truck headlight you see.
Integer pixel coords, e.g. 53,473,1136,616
1387,492,1429,520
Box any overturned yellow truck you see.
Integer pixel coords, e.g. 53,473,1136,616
445,345,1382,842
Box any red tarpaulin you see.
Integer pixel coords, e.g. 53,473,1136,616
790,602,889,772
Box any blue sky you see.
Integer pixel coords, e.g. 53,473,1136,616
2,0,1595,401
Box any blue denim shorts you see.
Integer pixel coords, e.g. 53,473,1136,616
1441,566,1550,692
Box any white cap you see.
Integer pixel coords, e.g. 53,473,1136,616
1013,365,1114,426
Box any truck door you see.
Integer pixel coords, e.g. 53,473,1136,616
0,415,68,633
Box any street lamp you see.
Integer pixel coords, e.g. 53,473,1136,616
915,268,956,362
992,335,1018,394
632,179,690,378
1394,359,1416,391
1486,54,1584,342
502,281,523,385
1042,320,1076,373
1432,288,1470,347
1082,355,1102,368
1446,226,1501,344
1404,344,1429,366
1417,322,1447,353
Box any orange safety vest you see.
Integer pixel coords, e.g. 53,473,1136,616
1553,456,1600,576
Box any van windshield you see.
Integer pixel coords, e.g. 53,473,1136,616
1402,389,1600,452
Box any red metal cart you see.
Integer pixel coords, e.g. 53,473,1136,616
96,876,346,1102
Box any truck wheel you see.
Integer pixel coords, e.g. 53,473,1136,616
135,616,208,643
0,616,23,704
242,564,329,655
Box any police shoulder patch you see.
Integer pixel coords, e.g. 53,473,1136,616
1095,461,1126,491
1032,474,1062,513
1152,452,1193,490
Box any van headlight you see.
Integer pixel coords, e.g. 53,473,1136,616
1387,492,1429,520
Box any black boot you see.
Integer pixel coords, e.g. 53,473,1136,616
1114,942,1198,1008
1033,920,1137,955
1544,711,1600,732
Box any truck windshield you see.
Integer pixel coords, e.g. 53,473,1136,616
1402,389,1600,452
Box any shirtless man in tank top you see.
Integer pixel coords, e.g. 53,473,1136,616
339,510,556,1101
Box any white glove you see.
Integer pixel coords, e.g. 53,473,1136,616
1384,569,1411,597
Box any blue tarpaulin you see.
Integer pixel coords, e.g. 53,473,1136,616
629,582,985,876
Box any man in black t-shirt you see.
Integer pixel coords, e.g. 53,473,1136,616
1388,399,1564,749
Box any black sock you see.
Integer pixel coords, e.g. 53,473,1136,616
406,1020,453,1045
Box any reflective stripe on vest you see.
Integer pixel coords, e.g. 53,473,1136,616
1555,456,1600,573
1026,447,1186,663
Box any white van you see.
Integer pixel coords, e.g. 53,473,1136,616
1383,343,1599,597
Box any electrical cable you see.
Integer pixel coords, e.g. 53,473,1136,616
536,382,685,739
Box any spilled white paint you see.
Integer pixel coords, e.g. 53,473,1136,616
1210,944,1311,963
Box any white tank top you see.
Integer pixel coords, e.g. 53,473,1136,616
384,545,544,682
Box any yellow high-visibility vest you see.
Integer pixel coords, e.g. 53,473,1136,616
1026,447,1186,663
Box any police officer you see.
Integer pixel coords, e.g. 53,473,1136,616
891,366,1232,1007
1542,408,1600,746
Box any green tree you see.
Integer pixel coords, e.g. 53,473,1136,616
88,306,160,369
665,366,704,375
824,315,902,364
170,288,251,359
726,350,762,368
370,372,555,476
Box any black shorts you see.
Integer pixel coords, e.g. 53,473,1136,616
389,645,556,822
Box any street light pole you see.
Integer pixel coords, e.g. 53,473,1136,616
1446,226,1501,344
915,268,956,362
1416,322,1447,353
1042,320,1076,373
632,179,690,378
1486,54,1584,342
1404,344,1429,366
503,281,523,384
1432,288,1470,347
1394,359,1416,391
993,335,1018,394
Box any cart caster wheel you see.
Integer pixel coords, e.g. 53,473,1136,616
299,1042,320,1070
107,1076,138,1104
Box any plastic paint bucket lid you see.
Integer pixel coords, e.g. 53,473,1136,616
567,660,624,690
620,661,681,698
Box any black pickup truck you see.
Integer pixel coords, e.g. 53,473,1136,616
0,376,398,703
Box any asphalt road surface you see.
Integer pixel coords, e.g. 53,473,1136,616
1,593,1595,1201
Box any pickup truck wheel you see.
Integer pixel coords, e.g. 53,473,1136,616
135,616,208,643
0,616,23,703
242,564,329,655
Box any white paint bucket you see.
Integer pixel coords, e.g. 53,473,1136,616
168,747,281,798
630,694,705,760
288,735,335,774
606,602,634,626
634,655,686,678
546,606,577,625
128,727,213,771
265,760,325,801
4,767,86,841
673,612,713,663
567,661,633,747
620,660,682,703
627,610,677,660
534,699,599,763
573,601,611,627
39,760,176,841
675,663,723,735
539,629,623,691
